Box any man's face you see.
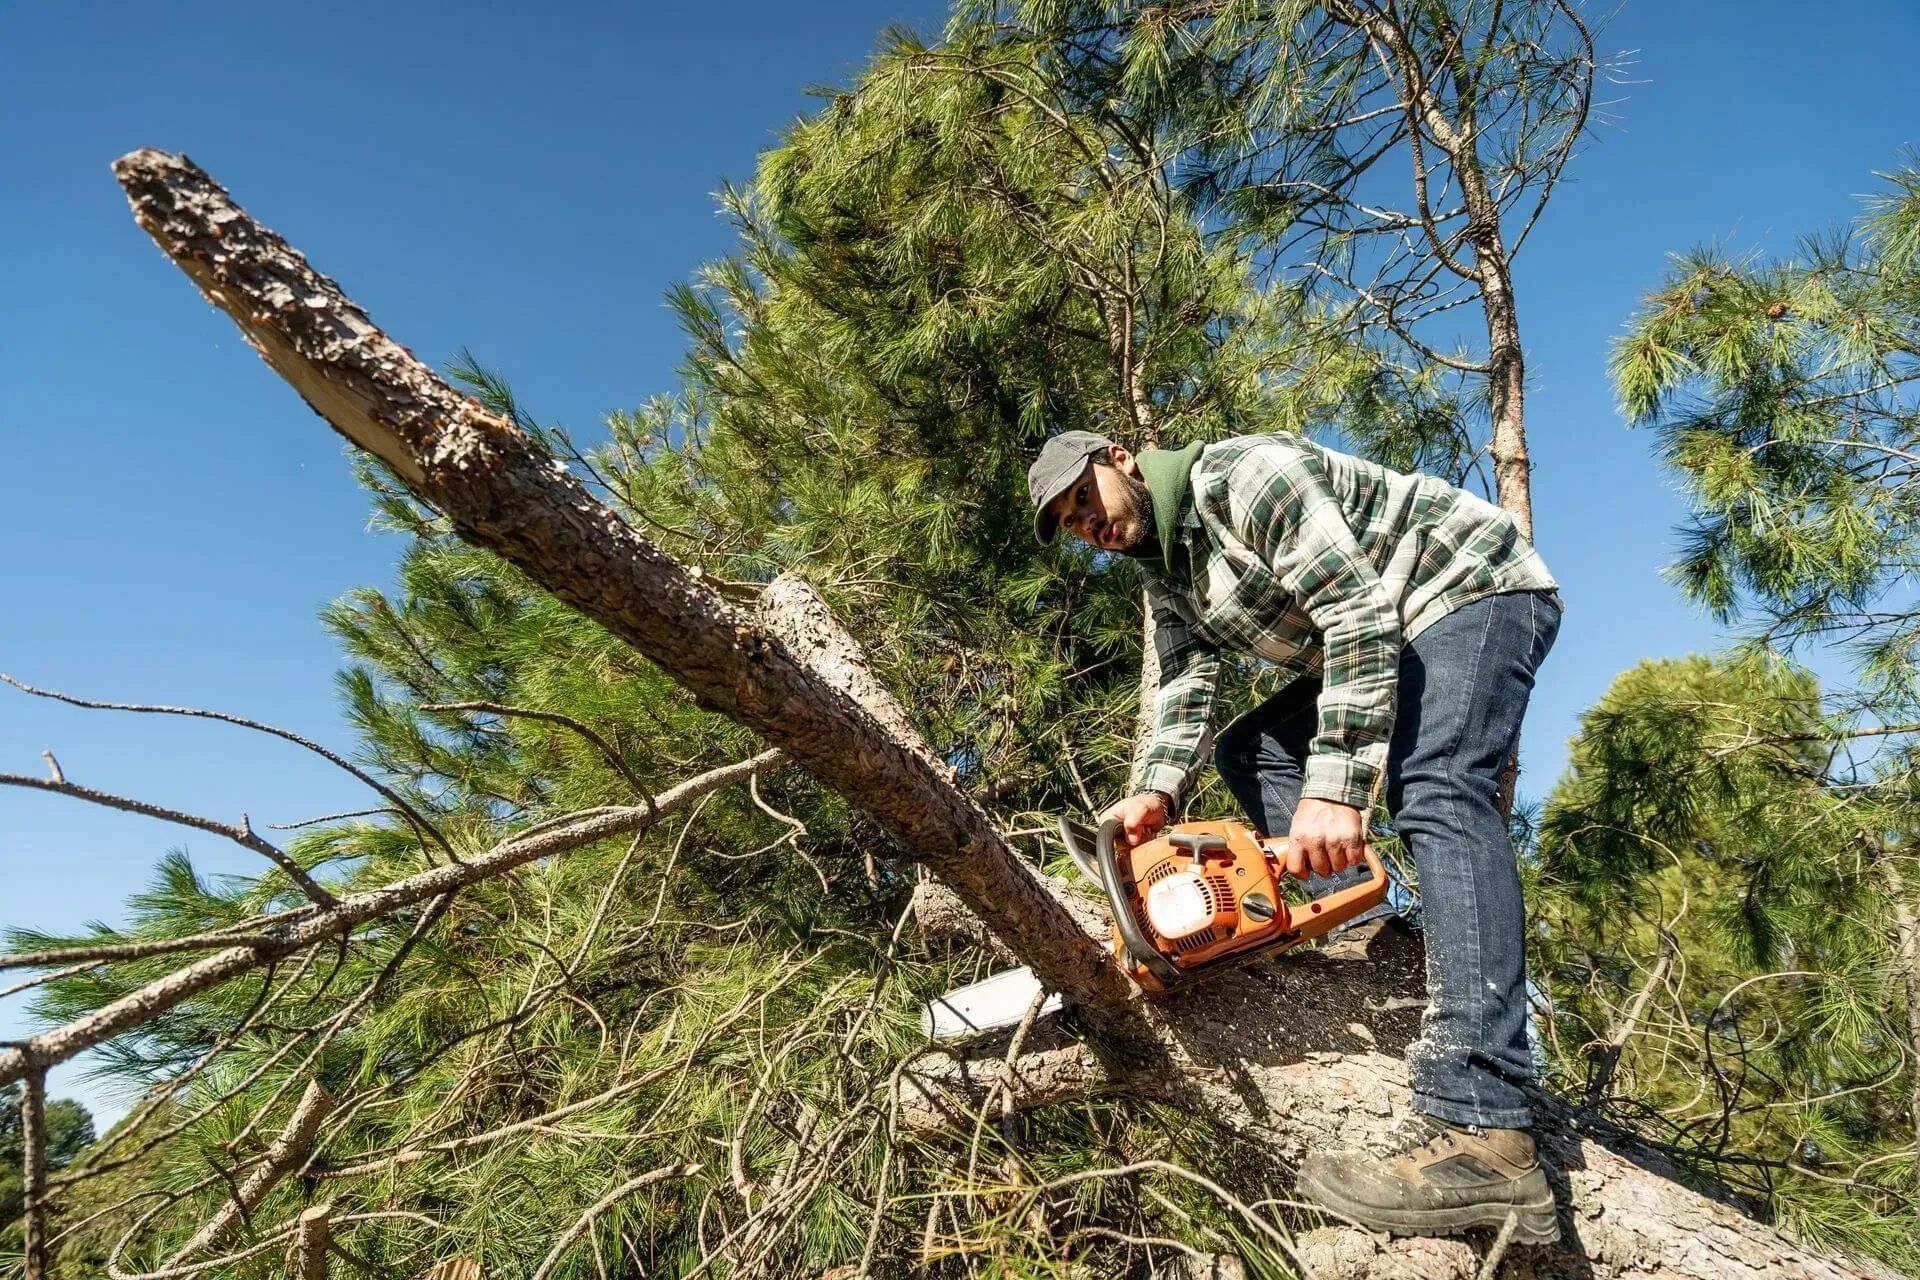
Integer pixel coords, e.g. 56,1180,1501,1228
1046,446,1153,552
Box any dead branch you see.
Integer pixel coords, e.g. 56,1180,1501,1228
2,672,454,861
529,1164,700,1280
0,748,782,1089
295,1204,331,1280
0,771,335,907
166,1079,335,1265
419,699,648,795
22,1070,49,1280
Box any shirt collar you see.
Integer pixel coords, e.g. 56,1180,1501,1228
1122,440,1206,574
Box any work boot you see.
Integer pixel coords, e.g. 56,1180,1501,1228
1297,1113,1559,1243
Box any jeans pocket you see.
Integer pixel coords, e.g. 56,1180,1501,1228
1531,591,1563,668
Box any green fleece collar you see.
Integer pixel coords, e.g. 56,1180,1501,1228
1124,440,1205,570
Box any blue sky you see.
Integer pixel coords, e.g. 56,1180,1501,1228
2,1,1916,1121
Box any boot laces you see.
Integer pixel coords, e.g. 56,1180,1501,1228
1369,1114,1485,1160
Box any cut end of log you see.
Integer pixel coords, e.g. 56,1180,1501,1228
112,147,438,486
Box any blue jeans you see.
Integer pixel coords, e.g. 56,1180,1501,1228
1212,590,1561,1130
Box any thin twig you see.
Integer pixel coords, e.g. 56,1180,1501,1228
0,772,336,908
421,700,649,797
529,1165,701,1280
0,749,785,1089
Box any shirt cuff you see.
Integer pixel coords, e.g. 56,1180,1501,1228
1300,748,1386,812
1136,761,1193,807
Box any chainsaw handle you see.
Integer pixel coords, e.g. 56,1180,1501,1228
1274,842,1390,944
1056,817,1101,883
1089,817,1183,988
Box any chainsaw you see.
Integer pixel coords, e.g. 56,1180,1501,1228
1060,815,1389,994
919,814,1390,1039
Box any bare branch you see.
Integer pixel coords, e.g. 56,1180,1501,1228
419,700,648,796
0,772,336,907
2,930,285,972
22,1069,49,1279
0,748,784,1088
165,1079,335,1266
2,672,455,862
529,1165,701,1280
295,1204,331,1280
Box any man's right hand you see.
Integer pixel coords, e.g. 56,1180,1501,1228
1100,790,1172,848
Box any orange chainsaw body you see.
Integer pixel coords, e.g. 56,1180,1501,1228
1097,818,1390,995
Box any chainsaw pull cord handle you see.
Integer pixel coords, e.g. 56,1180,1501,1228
1094,817,1184,988
1167,830,1229,863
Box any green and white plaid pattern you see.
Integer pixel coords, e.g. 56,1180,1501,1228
1137,435,1558,810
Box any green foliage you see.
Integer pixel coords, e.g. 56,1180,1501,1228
1612,162,1920,672
1533,655,1920,1262
1581,173,1920,1262
0,1086,93,1233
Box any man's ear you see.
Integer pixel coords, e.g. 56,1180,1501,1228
1107,443,1140,477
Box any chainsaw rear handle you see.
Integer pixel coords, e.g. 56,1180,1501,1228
1264,838,1390,944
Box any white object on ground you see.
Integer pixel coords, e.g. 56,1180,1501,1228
922,965,1059,1041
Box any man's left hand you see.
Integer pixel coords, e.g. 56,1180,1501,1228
1286,797,1365,879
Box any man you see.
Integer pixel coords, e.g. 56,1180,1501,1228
1030,429,1563,1244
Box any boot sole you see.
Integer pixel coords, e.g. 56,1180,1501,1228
1297,1169,1561,1245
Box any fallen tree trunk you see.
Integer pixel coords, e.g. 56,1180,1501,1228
113,148,1903,1280
109,147,1152,1059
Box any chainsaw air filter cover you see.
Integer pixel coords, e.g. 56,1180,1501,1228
1142,867,1236,943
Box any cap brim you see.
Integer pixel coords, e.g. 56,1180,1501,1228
1033,467,1082,544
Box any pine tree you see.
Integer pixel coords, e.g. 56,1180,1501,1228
1498,157,1920,1263
1535,655,1918,1261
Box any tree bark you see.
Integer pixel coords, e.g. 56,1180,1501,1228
1127,416,1162,799
1479,247,1533,542
295,1203,332,1280
112,149,1906,1280
21,1070,48,1280
1877,854,1920,1211
1129,600,1164,797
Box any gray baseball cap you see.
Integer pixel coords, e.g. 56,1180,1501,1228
1028,430,1118,544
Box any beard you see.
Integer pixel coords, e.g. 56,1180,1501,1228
1105,470,1156,552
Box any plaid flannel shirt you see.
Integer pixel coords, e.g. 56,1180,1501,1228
1136,435,1558,810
